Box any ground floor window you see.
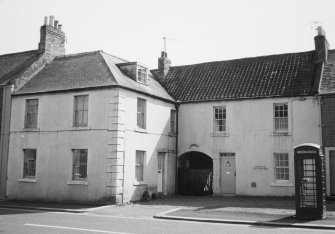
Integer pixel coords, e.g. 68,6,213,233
274,153,289,182
72,149,88,181
23,149,36,178
135,151,145,181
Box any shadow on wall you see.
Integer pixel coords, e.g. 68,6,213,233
129,119,176,202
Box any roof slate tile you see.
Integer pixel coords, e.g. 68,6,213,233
154,51,317,101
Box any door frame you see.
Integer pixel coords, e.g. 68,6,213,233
157,151,168,195
220,153,236,194
325,147,335,196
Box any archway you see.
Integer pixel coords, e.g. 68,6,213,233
178,151,213,195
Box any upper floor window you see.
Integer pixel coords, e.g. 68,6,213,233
213,106,226,132
137,98,146,129
137,67,147,84
170,109,176,133
72,149,88,181
23,149,37,178
74,95,88,127
274,103,288,132
25,99,38,128
274,153,289,182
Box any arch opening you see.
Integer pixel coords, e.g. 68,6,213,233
178,151,213,195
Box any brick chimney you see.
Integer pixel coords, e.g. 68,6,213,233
158,51,171,78
314,26,329,63
38,15,66,56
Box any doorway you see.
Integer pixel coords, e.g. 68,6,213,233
178,151,213,195
220,153,236,194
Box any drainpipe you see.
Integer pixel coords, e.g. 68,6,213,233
175,101,180,194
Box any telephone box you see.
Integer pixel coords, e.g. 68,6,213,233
294,143,326,219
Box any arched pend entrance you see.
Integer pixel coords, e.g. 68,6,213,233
178,151,213,195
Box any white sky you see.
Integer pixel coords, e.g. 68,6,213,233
1,0,335,69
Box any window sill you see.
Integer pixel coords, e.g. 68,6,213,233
272,132,291,136
72,126,91,131
134,127,147,133
22,128,40,132
133,181,148,186
67,181,88,186
270,182,293,187
210,132,230,137
18,178,37,183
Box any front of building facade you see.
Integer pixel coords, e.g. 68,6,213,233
2,17,335,202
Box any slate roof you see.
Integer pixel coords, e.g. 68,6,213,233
320,50,335,94
0,50,40,84
15,51,174,101
153,51,319,102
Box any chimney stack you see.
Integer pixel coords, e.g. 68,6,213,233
38,15,66,57
314,26,329,63
158,51,171,78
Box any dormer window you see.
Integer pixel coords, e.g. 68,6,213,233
137,67,147,84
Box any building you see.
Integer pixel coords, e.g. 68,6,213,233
152,26,335,197
0,16,66,199
5,16,176,203
2,16,335,202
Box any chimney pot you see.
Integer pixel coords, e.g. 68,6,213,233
58,24,62,31
317,26,326,36
49,15,54,26
44,16,48,25
54,20,58,28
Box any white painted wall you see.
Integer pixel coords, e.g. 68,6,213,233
178,97,321,196
7,87,176,203
120,89,176,202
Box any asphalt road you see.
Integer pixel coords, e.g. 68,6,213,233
0,207,333,234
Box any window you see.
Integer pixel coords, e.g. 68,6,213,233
25,99,38,128
137,98,146,129
137,67,147,84
23,149,36,178
274,153,289,182
213,106,226,132
170,109,176,133
74,95,88,127
274,103,288,132
72,149,88,181
135,151,145,181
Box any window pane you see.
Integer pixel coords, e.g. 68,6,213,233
214,106,226,132
74,96,88,127
25,99,38,128
135,151,145,181
73,149,87,180
23,149,36,178
274,103,288,132
137,98,146,129
274,153,289,181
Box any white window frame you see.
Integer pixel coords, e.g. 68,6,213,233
213,106,226,132
72,149,88,181
24,99,38,128
137,67,147,84
73,95,89,127
137,98,146,129
274,153,289,183
135,151,145,182
273,103,288,132
23,149,37,178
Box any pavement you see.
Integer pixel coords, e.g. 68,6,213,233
1,196,335,230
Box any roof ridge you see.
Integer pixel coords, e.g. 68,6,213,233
0,50,38,58
99,50,129,63
169,50,315,69
55,50,101,59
